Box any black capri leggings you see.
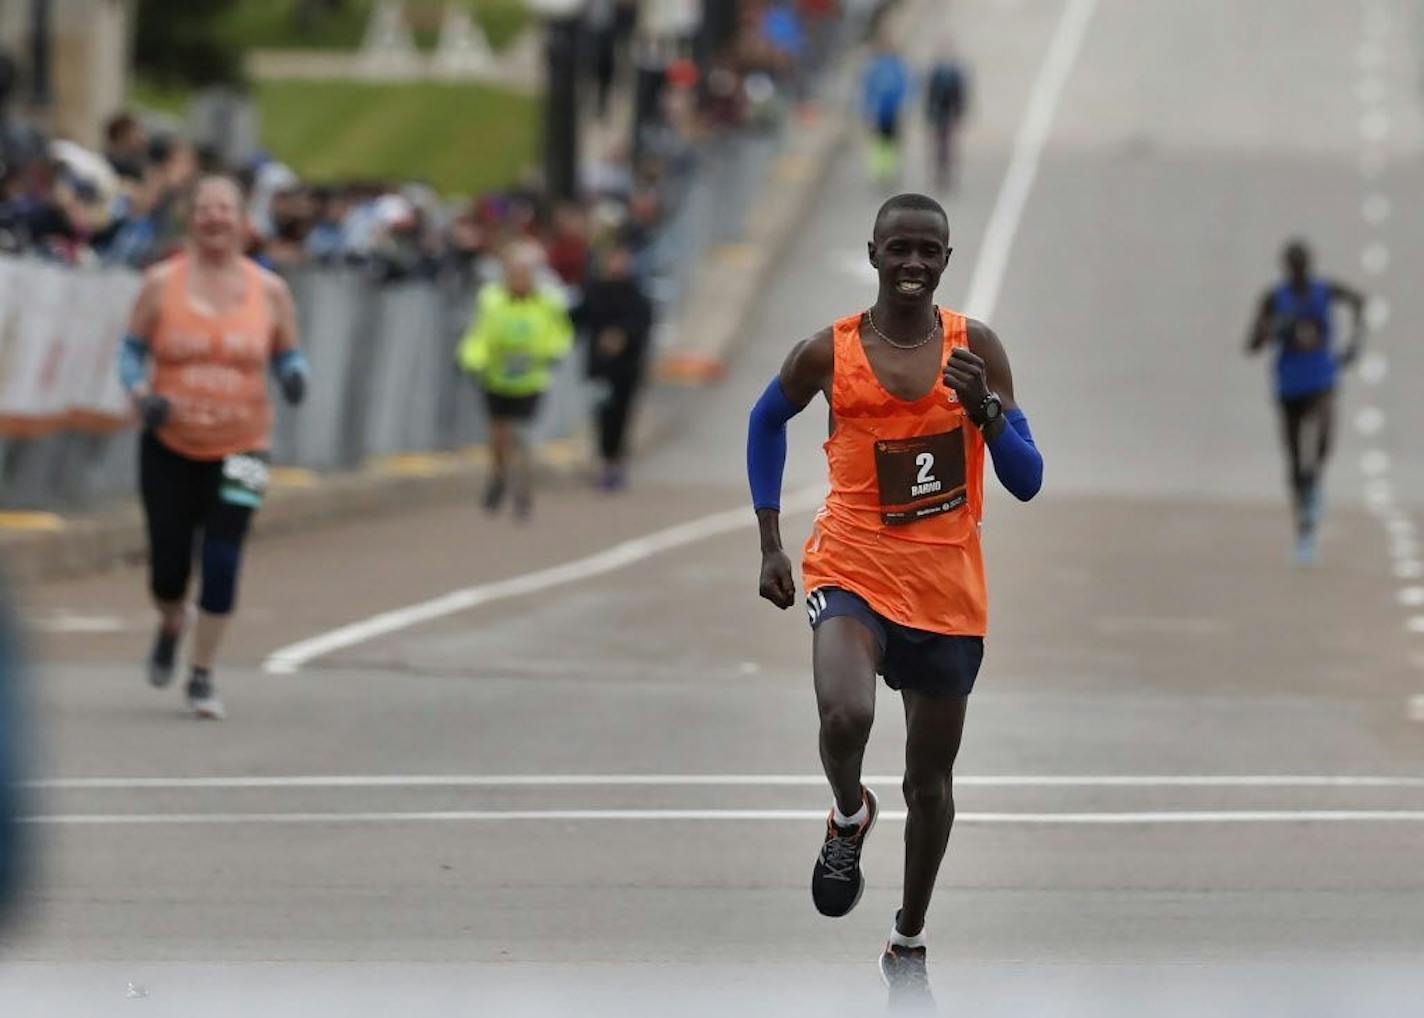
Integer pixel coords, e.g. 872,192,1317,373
139,433,255,616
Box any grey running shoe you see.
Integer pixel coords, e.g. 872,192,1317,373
880,941,935,1012
811,787,878,917
147,625,181,688
185,671,225,720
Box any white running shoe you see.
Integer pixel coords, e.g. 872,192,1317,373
185,672,225,720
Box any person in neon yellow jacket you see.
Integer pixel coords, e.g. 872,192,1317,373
458,243,573,520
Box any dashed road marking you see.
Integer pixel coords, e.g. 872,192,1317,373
1365,296,1390,330
1362,193,1392,224
1360,449,1392,476
1361,242,1390,274
1355,406,1385,435
1358,351,1389,384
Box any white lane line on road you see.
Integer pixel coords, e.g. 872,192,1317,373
1359,111,1391,143
25,613,126,634
1399,587,1424,608
23,809,1424,827
1407,617,1424,635
1355,76,1386,105
262,486,826,674
962,0,1099,321
1356,41,1385,70
1362,193,1392,224
1360,449,1392,476
1358,148,1386,178
29,773,1424,790
1355,406,1385,435
1366,296,1390,330
1395,561,1424,580
1360,242,1390,274
1409,696,1424,722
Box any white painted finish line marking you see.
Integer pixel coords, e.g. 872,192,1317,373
29,773,1424,791
1399,587,1424,608
23,809,1424,827
1355,406,1385,435
963,0,1099,321
263,486,826,674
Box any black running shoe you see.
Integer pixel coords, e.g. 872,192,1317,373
147,625,181,688
879,941,934,1011
482,476,507,514
513,490,533,522
811,786,878,917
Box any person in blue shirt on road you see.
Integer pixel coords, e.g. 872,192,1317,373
861,40,912,187
1246,239,1367,565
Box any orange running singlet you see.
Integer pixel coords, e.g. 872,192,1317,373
801,309,988,636
149,255,276,461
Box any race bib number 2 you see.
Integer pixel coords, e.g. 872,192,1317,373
874,429,966,526
220,451,270,508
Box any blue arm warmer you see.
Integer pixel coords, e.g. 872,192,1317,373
118,334,148,393
747,377,800,511
271,347,311,381
986,407,1043,501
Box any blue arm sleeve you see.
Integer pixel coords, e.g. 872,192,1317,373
986,407,1043,502
747,377,800,512
271,347,310,381
118,334,148,393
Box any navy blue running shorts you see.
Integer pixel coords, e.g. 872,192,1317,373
806,586,983,698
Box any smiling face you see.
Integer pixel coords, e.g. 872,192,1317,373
189,176,245,259
868,207,951,307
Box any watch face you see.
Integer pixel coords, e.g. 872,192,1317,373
983,397,1002,421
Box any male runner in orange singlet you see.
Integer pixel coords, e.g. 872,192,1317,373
746,194,1043,1004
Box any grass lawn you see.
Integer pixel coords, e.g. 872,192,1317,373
222,0,531,53
253,78,540,195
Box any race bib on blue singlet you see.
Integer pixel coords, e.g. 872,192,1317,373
219,451,270,508
874,429,967,526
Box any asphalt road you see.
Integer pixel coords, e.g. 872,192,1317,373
5,0,1424,1014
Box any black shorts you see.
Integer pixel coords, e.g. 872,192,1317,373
484,391,542,422
1278,387,1333,419
807,586,983,697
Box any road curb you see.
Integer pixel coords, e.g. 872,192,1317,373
0,441,586,586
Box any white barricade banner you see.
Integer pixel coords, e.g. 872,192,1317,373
0,256,136,437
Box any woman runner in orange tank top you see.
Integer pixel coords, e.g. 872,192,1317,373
120,175,309,720
745,194,1042,1003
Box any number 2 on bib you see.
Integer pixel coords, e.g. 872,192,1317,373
874,430,966,526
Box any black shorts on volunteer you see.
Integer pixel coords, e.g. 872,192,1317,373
806,586,983,697
484,391,542,422
139,432,262,610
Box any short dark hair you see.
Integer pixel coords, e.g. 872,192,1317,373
873,193,948,238
105,112,140,147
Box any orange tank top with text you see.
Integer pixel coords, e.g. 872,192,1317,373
150,255,275,461
801,309,988,636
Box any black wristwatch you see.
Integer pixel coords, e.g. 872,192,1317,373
974,392,1003,429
